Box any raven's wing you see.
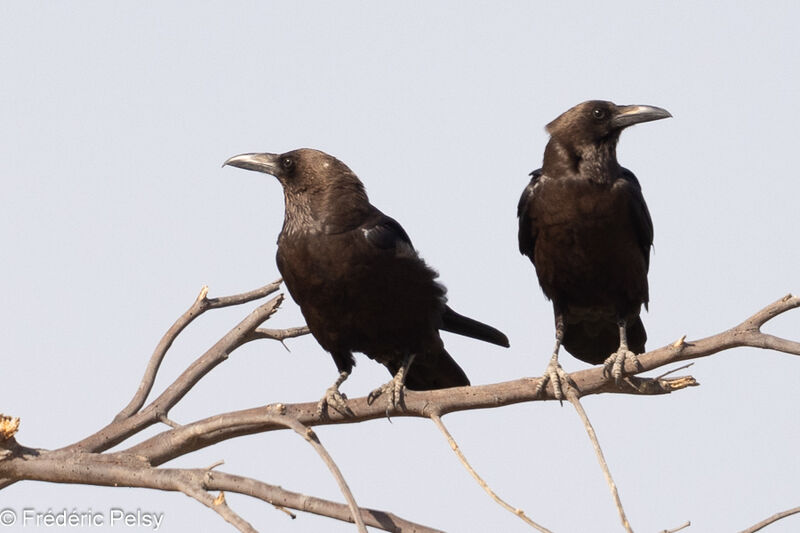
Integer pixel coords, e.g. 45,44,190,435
362,209,510,348
361,211,415,251
619,168,654,269
517,168,543,260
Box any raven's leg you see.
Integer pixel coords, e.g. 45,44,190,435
316,370,353,417
534,314,572,402
317,351,356,417
602,319,641,383
367,353,416,414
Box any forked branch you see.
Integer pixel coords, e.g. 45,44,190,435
115,280,283,421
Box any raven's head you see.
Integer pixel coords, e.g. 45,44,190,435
546,100,672,147
223,148,359,194
224,148,369,232
542,100,671,177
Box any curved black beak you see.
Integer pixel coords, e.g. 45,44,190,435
612,105,672,129
222,152,281,175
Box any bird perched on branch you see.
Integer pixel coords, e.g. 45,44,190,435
225,148,509,415
517,100,671,399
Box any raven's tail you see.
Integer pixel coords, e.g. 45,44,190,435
562,315,647,365
401,348,471,391
440,305,510,347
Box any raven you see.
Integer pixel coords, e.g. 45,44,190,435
517,100,671,399
225,148,509,414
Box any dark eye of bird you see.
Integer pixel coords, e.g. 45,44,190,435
592,108,606,120
282,157,294,170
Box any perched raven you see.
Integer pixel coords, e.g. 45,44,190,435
225,148,509,414
517,100,671,399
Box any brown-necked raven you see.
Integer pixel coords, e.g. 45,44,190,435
517,100,671,399
225,148,509,414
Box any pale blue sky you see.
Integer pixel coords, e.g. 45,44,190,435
1,2,798,532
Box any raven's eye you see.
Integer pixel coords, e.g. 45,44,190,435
592,108,607,120
282,157,294,170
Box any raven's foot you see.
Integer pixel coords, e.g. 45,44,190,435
534,355,572,402
316,371,353,417
602,348,640,384
367,377,404,413
367,354,416,415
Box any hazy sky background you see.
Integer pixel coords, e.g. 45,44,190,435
2,2,799,532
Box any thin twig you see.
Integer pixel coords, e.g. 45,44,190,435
248,325,311,342
429,413,552,533
653,362,694,381
68,293,286,454
204,280,284,309
205,460,225,471
180,484,256,533
660,520,691,532
272,505,297,520
271,415,368,533
566,392,633,533
115,280,282,421
739,505,800,533
158,415,181,429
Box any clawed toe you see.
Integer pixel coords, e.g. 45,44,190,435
367,377,405,414
602,349,640,384
534,359,572,402
316,386,352,417
368,354,415,416
317,370,353,417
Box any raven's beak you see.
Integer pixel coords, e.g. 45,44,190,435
612,105,672,129
222,152,281,176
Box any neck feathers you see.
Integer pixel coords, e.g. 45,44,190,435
282,174,370,236
543,136,621,184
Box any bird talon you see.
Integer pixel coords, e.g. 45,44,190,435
534,359,571,402
368,376,406,414
366,387,382,405
317,386,352,417
602,349,639,384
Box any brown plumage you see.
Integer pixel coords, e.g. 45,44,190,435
517,100,670,397
225,148,509,413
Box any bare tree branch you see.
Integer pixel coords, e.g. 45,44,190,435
180,486,257,533
68,292,287,453
204,281,285,309
739,505,800,533
429,414,552,532
0,451,241,528
115,280,283,421
203,470,443,533
247,325,311,343
566,392,632,533
127,293,800,465
0,280,439,531
266,412,368,533
659,521,691,533
0,446,438,532
2,289,797,532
